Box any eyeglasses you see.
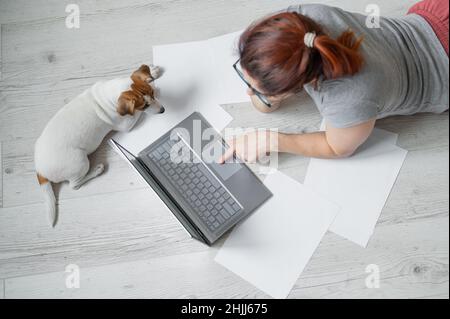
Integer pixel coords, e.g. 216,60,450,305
233,59,272,108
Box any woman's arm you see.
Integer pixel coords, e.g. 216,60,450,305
279,119,376,158
219,119,376,163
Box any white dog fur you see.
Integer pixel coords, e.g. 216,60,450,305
35,65,163,227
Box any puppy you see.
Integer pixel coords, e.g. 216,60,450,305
35,65,164,227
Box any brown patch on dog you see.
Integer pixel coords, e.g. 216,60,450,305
37,173,49,185
132,64,153,83
117,65,156,116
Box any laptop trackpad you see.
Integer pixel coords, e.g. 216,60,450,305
202,141,242,181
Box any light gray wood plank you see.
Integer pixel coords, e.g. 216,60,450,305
0,0,416,26
289,216,449,299
4,216,447,299
0,0,189,25
1,23,2,80
0,141,3,207
0,188,207,279
0,0,260,25
4,250,267,299
0,279,4,299
378,147,449,226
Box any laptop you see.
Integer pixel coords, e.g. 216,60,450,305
111,112,272,245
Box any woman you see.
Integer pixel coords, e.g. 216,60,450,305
220,0,448,163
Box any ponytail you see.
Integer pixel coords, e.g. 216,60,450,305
314,30,364,80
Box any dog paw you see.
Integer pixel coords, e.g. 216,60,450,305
150,65,162,80
94,163,105,176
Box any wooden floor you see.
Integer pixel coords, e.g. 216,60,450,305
0,0,448,299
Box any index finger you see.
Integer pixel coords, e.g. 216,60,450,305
219,139,236,164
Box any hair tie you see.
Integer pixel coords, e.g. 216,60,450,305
304,32,317,48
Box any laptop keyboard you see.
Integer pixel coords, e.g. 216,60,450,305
147,138,242,232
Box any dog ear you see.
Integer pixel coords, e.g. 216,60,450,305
138,64,151,75
117,94,136,116
131,65,151,82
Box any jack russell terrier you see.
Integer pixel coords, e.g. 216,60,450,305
35,64,164,227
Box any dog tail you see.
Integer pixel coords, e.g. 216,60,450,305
37,173,57,227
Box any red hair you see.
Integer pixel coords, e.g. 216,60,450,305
239,12,364,96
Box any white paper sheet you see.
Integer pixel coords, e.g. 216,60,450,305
304,135,408,247
208,30,251,105
113,40,232,154
215,172,340,299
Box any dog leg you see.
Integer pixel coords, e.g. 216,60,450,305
70,163,105,190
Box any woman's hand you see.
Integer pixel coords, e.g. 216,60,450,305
219,130,279,164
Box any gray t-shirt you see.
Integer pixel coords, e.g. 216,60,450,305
290,4,449,128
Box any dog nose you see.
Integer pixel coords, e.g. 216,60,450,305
159,106,165,114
